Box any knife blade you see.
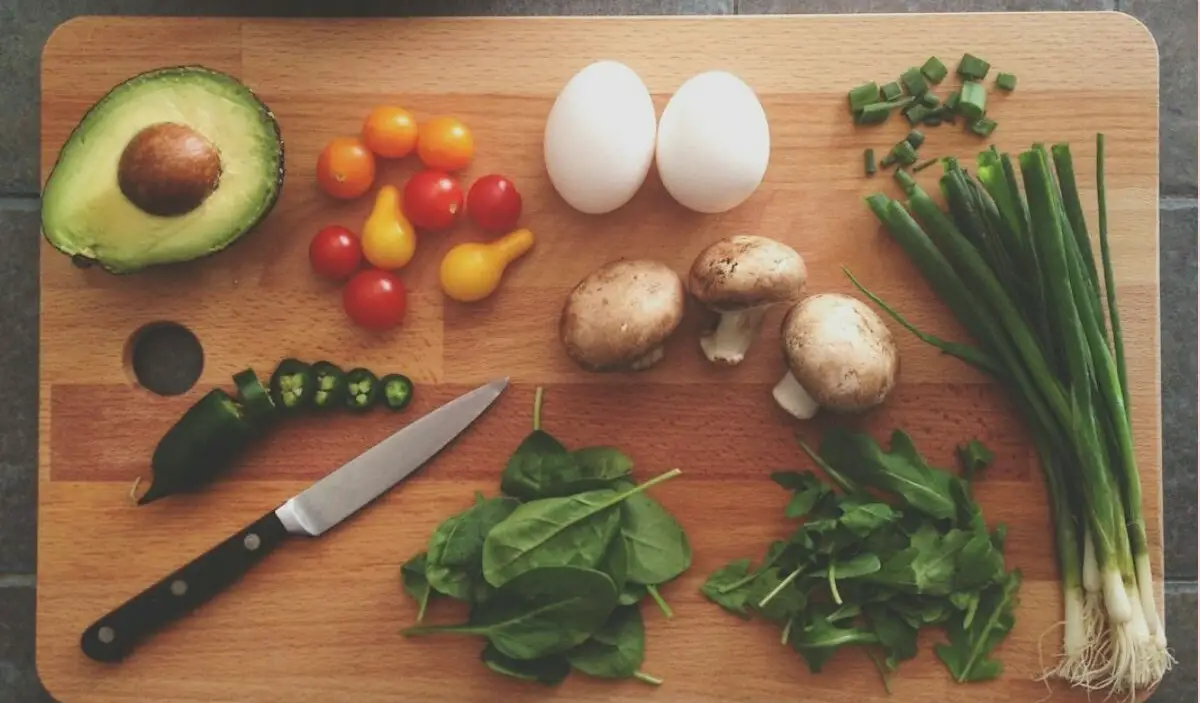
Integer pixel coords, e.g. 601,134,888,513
80,377,508,663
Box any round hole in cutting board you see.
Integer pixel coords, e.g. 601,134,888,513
125,322,204,396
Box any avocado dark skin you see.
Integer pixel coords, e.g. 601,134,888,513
40,65,286,275
118,122,223,217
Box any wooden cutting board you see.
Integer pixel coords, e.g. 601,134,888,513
37,13,1162,703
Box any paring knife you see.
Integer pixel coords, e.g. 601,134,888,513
80,377,509,663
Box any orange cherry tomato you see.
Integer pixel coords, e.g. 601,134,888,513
317,137,376,200
362,106,419,159
417,116,474,171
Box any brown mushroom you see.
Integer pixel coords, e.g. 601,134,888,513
118,122,222,216
687,234,807,365
772,292,899,419
560,259,686,372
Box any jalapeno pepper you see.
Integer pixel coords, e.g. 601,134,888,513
139,389,256,505
269,358,316,412
232,368,276,429
380,373,414,411
344,368,380,411
310,361,346,410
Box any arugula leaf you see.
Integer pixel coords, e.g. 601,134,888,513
480,643,570,686
747,567,808,623
425,496,521,601
865,604,919,671
869,525,970,596
789,605,880,673
770,471,834,519
838,499,899,537
401,552,435,622
935,570,1021,682
819,428,957,520
402,566,618,661
700,558,756,618
955,439,994,481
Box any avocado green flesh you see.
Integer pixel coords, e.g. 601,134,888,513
41,66,284,274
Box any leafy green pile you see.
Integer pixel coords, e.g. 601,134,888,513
399,388,691,687
701,428,1020,689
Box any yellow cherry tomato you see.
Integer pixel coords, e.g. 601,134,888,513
361,185,416,270
439,228,535,302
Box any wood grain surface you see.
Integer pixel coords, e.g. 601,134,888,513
38,13,1162,703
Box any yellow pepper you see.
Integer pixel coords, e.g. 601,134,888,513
439,228,535,303
361,185,416,270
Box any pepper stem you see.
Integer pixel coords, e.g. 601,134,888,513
532,386,545,431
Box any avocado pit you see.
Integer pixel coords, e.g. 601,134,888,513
118,122,221,217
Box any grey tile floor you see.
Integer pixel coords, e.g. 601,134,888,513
0,1,1194,701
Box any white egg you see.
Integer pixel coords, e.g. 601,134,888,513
656,71,770,214
543,61,657,215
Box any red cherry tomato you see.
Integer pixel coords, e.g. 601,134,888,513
309,225,363,280
467,175,523,234
342,269,408,330
403,170,464,232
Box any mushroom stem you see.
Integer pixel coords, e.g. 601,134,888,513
629,346,666,371
772,372,820,419
700,307,768,366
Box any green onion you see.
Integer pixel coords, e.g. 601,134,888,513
923,113,943,127
921,56,948,84
905,130,925,148
891,140,918,166
880,81,902,101
913,157,939,173
880,153,897,168
849,82,881,113
959,81,987,121
853,97,914,125
996,72,1017,91
920,93,940,108
969,117,998,137
944,90,961,113
957,53,991,81
864,148,877,176
853,137,1171,697
900,67,928,97
903,103,934,126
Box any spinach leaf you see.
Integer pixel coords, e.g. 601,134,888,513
598,531,628,594
935,570,1020,682
425,496,520,601
480,643,570,686
482,470,679,588
618,582,646,606
770,471,834,519
402,566,618,660
401,551,434,622
700,558,756,618
819,428,957,521
620,492,692,586
567,605,647,679
499,430,578,501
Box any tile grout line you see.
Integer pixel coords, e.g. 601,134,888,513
0,194,40,210
0,574,35,588
1160,196,1198,210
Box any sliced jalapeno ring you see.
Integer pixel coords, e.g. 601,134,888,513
269,358,316,412
310,361,346,410
380,374,414,411
344,368,380,411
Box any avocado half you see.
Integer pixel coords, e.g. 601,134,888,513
41,66,285,274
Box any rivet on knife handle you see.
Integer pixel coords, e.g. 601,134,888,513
80,510,290,663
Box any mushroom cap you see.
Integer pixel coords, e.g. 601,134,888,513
780,292,899,412
687,235,807,312
560,259,686,371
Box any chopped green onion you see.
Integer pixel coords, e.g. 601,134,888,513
900,67,928,97
880,153,897,168
996,72,1017,92
957,53,991,81
969,117,998,137
944,90,961,113
920,93,940,108
913,157,940,172
959,81,987,121
864,148,877,176
904,103,934,125
921,56,948,84
906,130,925,148
880,81,902,101
849,82,880,113
891,140,919,166
853,97,914,125
923,113,944,126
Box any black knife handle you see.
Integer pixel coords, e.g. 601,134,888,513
81,509,290,663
